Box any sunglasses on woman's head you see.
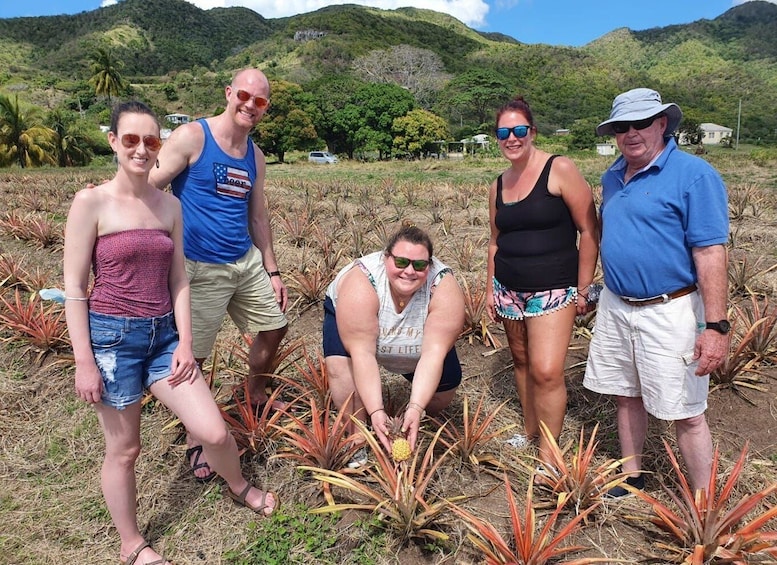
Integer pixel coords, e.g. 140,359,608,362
610,115,658,134
235,89,270,109
121,133,162,152
495,125,531,141
389,253,430,272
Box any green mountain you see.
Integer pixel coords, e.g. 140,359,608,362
1,0,775,141
0,0,274,76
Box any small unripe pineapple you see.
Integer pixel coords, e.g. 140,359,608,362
392,437,412,462
387,416,412,462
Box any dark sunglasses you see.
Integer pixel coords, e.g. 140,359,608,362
495,125,531,141
121,133,162,152
389,253,430,272
235,89,269,109
611,116,658,134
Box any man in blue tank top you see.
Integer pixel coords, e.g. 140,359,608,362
152,68,288,481
584,88,729,498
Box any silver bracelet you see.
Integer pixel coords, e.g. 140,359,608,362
406,402,426,418
64,296,88,301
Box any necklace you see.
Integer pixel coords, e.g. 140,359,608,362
391,289,406,309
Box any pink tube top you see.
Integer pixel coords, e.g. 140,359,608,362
89,229,174,318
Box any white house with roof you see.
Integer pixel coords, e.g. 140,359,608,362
700,123,733,145
596,142,616,156
165,113,190,125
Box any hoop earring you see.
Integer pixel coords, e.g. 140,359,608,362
156,159,160,168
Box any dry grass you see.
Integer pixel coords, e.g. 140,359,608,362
1,148,777,564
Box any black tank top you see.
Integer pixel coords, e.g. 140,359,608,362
494,155,578,291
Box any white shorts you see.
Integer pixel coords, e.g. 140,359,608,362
583,286,708,420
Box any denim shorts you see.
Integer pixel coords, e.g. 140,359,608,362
89,311,179,410
322,296,461,392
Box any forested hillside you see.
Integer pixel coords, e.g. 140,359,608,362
0,0,273,76
0,0,775,166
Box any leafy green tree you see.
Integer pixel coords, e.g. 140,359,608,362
568,118,600,151
678,116,702,145
161,83,178,102
89,47,126,104
392,109,450,158
330,104,363,160
253,80,318,163
47,109,94,167
0,94,56,168
336,83,416,159
62,80,98,115
437,69,514,128
307,75,366,155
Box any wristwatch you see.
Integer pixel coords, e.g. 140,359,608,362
705,320,731,334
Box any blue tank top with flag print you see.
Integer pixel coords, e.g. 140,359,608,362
171,119,257,263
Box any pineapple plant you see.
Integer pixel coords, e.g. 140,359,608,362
387,415,412,462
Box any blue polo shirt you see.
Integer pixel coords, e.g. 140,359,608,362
600,138,728,298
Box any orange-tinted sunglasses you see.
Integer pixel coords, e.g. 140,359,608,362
235,89,269,109
121,133,162,152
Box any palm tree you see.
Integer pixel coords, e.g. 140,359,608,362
0,94,56,168
89,46,126,104
47,109,93,167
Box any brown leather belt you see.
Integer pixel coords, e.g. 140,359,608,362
620,284,697,307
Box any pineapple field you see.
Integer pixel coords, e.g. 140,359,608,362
2,145,777,564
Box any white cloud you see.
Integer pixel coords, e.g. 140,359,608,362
181,0,490,28
101,0,118,7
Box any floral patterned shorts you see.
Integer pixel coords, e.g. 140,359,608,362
492,278,576,321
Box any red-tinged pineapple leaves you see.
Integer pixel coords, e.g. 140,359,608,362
387,416,412,462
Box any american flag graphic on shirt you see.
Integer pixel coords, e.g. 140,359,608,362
213,163,251,198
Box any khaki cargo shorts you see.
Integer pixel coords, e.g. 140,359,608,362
186,246,287,358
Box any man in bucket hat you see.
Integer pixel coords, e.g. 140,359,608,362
583,88,730,497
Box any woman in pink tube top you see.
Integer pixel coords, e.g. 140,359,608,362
64,101,278,565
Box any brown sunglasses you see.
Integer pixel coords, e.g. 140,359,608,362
121,133,162,152
235,89,269,109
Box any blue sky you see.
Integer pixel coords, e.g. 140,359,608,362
0,0,770,47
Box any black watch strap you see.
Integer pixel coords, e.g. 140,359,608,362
705,320,730,334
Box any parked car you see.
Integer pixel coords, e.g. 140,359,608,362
308,151,338,164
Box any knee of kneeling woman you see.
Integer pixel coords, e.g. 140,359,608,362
427,388,457,416
326,369,358,406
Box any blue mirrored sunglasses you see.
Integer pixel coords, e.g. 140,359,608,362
495,125,531,140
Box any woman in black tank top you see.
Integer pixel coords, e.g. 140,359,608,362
486,96,600,466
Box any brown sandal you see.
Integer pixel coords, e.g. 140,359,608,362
120,540,170,565
225,484,280,517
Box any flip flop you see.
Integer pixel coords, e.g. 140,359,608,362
225,484,280,517
185,445,216,483
120,540,170,565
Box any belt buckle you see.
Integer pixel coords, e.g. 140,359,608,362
661,293,670,304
